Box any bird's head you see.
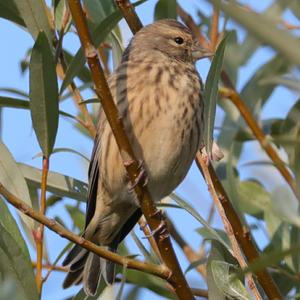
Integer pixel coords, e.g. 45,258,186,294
129,19,213,63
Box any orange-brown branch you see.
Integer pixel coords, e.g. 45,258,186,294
67,1,195,299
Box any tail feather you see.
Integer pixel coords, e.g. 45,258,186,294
63,244,117,296
62,243,86,266
83,253,101,296
63,267,84,288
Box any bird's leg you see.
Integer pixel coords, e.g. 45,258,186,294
142,210,169,241
126,160,149,192
200,140,224,165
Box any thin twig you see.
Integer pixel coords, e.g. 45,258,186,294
67,1,195,299
210,4,220,50
195,153,283,300
34,157,49,298
219,86,297,199
196,154,262,299
0,184,170,279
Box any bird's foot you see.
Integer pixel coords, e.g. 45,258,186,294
200,141,224,165
143,210,169,241
127,160,148,192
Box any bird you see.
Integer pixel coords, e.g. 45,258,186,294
62,19,214,296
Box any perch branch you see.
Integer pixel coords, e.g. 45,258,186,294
67,1,195,299
195,153,282,300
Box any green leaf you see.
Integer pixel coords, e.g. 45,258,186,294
0,88,29,99
154,0,177,20
0,142,34,230
18,163,88,202
196,227,229,246
13,0,52,42
207,241,239,300
33,147,90,162
185,257,207,274
170,193,230,250
211,261,250,300
237,180,272,216
213,0,300,68
83,0,116,24
109,30,124,69
0,96,30,109
271,185,300,227
0,0,25,27
29,31,59,157
78,98,99,105
204,35,228,156
0,199,38,300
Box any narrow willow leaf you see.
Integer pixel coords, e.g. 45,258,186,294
79,98,99,105
271,185,300,227
60,0,147,94
110,30,124,69
0,0,25,27
213,0,300,68
170,193,230,250
0,96,29,109
196,227,230,246
83,0,116,24
211,261,250,300
204,35,228,156
13,0,52,42
0,142,34,230
0,199,38,300
185,257,207,274
154,0,177,20
29,31,59,157
0,96,80,124
0,87,29,98
33,147,90,162
18,163,88,202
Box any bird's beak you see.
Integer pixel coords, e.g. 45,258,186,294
191,42,214,61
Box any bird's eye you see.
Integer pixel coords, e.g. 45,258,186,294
174,37,184,44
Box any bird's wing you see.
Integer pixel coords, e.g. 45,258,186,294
85,117,102,228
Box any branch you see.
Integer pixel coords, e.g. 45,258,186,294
115,0,143,33
219,86,297,199
67,1,195,299
210,4,220,50
0,183,170,279
196,154,263,299
195,153,283,300
34,157,49,296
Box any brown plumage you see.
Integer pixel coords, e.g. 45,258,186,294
62,19,212,296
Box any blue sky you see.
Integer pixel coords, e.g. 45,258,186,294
0,0,299,299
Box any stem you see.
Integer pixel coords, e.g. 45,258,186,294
195,153,283,300
67,1,194,299
34,157,49,298
219,85,297,199
0,184,169,279
210,4,220,50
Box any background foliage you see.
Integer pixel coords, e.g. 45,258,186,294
0,0,300,299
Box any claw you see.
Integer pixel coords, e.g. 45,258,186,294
127,160,148,192
200,140,224,165
142,221,169,241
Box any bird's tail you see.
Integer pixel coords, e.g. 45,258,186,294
62,243,117,296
